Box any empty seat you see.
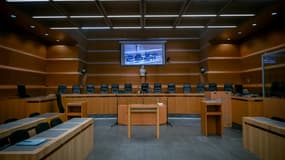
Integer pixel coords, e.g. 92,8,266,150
224,83,233,92
86,84,95,94
111,84,119,94
124,83,132,93
9,129,29,145
56,93,65,113
35,122,50,134
141,83,149,93
196,83,205,93
208,83,217,91
17,84,30,98
57,84,67,94
100,84,109,94
153,83,162,93
29,112,40,117
183,83,191,93
72,85,81,94
50,118,63,127
4,118,18,124
167,83,176,93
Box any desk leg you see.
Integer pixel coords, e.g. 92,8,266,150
128,107,131,138
157,107,160,139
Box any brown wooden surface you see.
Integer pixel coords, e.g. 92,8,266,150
118,103,166,125
263,98,285,120
200,100,223,136
243,117,285,160
0,118,94,160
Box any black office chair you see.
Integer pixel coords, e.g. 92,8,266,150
4,118,18,124
86,84,95,94
196,83,205,93
183,83,191,93
111,84,119,94
50,118,63,127
56,93,65,113
141,83,149,93
153,83,162,93
72,85,81,94
100,84,109,94
124,83,132,93
17,84,30,98
224,83,233,92
208,83,217,91
0,137,10,150
35,122,50,134
57,84,67,94
29,112,40,117
9,129,30,145
167,83,176,93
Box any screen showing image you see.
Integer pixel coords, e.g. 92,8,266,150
121,41,166,66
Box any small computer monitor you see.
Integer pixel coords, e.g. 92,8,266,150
235,84,243,95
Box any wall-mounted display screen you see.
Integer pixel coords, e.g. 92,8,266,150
120,41,166,66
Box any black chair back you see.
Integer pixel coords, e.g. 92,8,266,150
197,83,205,93
100,84,109,94
17,84,30,98
72,85,81,94
224,83,233,92
9,129,29,145
208,83,217,91
154,83,162,93
86,84,95,94
111,84,119,94
183,83,191,93
167,83,176,93
56,93,65,113
124,83,132,93
35,122,50,134
57,84,67,94
50,118,63,127
141,83,149,93
4,118,18,124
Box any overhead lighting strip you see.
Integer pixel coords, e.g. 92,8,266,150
107,15,141,18
7,0,49,2
207,26,237,28
112,26,142,29
176,26,205,29
69,16,104,18
144,26,173,29
81,27,110,30
32,16,67,19
219,14,255,17
145,15,179,18
182,14,217,17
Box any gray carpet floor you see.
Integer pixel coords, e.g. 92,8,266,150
87,118,259,160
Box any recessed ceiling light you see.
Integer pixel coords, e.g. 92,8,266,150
30,25,35,28
252,23,257,27
56,39,60,42
44,33,49,36
227,38,231,40
271,12,278,16
144,26,173,29
7,0,49,2
112,26,142,29
237,31,242,35
69,15,104,18
10,14,16,18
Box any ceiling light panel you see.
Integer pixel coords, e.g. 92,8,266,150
7,0,49,2
32,16,67,19
107,15,141,18
207,25,237,28
182,14,217,17
50,27,79,29
81,27,110,29
69,16,104,18
145,15,179,18
219,14,255,17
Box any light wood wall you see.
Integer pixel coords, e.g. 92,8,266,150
85,40,202,92
0,32,47,96
240,26,285,94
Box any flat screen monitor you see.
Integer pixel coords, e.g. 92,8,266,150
120,41,166,66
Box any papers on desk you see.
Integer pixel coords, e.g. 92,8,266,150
16,139,47,146
157,102,164,106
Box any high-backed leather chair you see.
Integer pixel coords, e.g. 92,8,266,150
196,83,205,93
224,83,233,92
100,84,109,94
141,83,149,93
57,84,67,94
183,83,191,93
208,83,217,91
167,83,176,93
111,84,119,94
86,84,95,94
72,85,81,94
153,83,162,93
124,83,132,93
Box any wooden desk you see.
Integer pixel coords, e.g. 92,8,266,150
66,101,87,119
0,113,66,139
0,118,94,160
232,96,263,125
128,104,160,139
243,117,285,160
200,100,223,136
0,117,45,139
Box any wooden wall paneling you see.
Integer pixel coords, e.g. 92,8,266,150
207,59,241,71
241,54,262,70
46,61,81,72
240,71,262,84
117,96,143,105
206,73,241,85
87,41,120,50
166,40,200,50
85,96,117,114
0,48,46,71
47,45,79,58
0,98,27,123
166,52,200,61
204,44,240,57
87,52,120,62
46,74,81,86
0,69,45,84
232,99,248,125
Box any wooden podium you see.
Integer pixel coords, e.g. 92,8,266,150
200,100,223,136
66,101,87,119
